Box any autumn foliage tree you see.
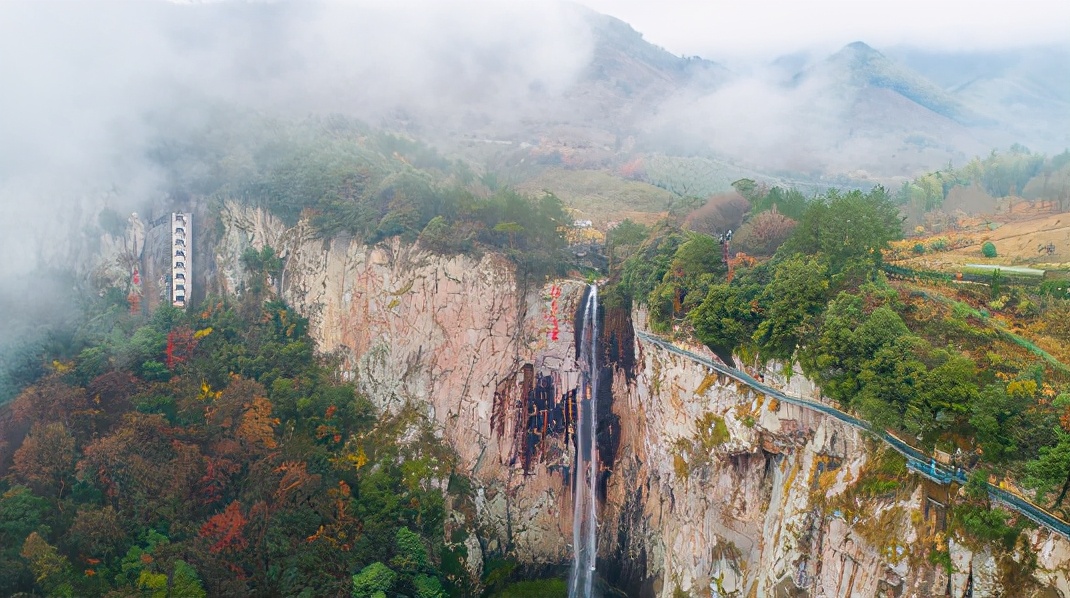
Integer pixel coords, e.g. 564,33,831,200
733,208,797,257
12,422,76,498
0,290,459,597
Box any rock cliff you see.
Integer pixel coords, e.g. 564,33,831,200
210,203,1070,596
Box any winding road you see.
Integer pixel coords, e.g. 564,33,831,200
635,330,1070,539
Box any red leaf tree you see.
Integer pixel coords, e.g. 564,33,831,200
200,501,249,554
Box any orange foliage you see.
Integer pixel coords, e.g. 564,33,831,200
306,481,359,551
198,456,240,505
619,157,645,180
273,461,319,506
12,422,76,497
12,375,89,428
199,501,248,554
166,326,198,369
237,396,278,449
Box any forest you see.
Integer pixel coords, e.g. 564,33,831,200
4,103,1070,592
0,114,591,597
0,283,485,596
607,161,1070,558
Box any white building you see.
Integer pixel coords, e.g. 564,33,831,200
171,213,191,308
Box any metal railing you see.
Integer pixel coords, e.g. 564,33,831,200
635,330,1070,539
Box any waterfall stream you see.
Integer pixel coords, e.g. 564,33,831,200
569,284,598,597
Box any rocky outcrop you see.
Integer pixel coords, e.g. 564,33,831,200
602,338,1070,597
213,202,595,574
211,202,1070,596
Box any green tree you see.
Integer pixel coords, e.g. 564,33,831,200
391,527,429,573
800,295,908,405
781,187,903,276
855,336,929,430
982,241,997,258
971,385,1018,466
412,574,446,598
20,532,71,595
731,178,760,203
907,350,979,442
352,562,397,598
753,255,829,362
690,283,763,363
0,487,50,595
1025,427,1070,505
170,560,207,598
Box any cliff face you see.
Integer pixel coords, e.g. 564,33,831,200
605,340,1070,596
211,203,1070,596
212,202,593,577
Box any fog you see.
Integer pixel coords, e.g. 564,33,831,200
0,1,597,277
577,0,1070,62
0,0,1066,396
0,0,600,399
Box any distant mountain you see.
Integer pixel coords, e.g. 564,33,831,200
884,45,1070,153
798,41,984,126
506,7,732,133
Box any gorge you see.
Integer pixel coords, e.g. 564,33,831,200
203,202,1070,595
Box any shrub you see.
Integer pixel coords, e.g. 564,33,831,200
982,241,997,258
913,243,925,254
928,238,948,252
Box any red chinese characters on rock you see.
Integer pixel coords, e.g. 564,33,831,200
545,284,561,341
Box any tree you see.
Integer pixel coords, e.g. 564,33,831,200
242,245,284,297
236,396,278,450
799,296,908,405
12,422,76,498
170,560,207,598
0,486,50,595
69,506,126,558
982,241,998,258
908,350,979,441
682,192,748,236
492,222,524,249
733,208,797,256
690,283,763,363
731,178,760,203
391,527,429,573
855,336,928,430
352,562,397,598
20,532,71,594
1026,423,1070,506
971,384,1019,463
11,375,88,430
418,216,467,255
753,255,829,362
781,187,903,275
199,501,248,554
412,574,446,598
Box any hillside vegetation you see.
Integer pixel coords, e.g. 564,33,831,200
609,176,1070,569
0,285,479,596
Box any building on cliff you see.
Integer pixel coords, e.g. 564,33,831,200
170,213,190,308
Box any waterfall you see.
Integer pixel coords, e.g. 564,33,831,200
570,284,598,597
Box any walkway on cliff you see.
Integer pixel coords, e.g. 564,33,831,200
635,330,1070,540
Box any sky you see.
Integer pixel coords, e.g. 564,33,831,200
575,0,1070,61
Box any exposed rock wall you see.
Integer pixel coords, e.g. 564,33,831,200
213,202,593,572
603,337,1070,597
212,203,1070,596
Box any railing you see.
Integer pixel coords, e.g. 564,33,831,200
635,330,1070,539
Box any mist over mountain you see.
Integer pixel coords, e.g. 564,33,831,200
3,4,1070,594
0,0,1067,283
